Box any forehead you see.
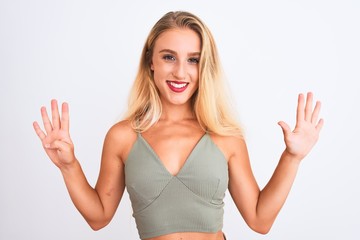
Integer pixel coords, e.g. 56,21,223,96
154,28,201,53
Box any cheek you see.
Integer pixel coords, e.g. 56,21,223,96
153,64,173,80
189,66,199,81
153,67,165,82
152,71,161,87
152,69,166,89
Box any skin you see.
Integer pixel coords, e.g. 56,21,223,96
33,28,324,240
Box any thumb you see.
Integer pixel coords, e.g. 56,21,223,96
278,121,291,136
44,139,72,152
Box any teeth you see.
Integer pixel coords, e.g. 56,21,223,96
169,82,187,88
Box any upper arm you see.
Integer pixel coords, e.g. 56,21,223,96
222,136,261,226
94,121,136,222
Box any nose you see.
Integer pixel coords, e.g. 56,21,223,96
172,60,186,80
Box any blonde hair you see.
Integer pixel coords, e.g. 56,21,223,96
124,11,243,137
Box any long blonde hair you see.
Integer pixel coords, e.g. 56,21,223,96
124,11,243,137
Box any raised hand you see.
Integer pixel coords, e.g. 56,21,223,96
278,92,324,161
33,100,75,169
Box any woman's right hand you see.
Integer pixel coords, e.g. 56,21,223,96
33,99,76,170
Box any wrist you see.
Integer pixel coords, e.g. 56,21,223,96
281,149,303,166
59,158,80,175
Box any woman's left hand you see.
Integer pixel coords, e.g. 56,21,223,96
278,92,324,161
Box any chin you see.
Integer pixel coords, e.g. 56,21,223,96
167,98,191,106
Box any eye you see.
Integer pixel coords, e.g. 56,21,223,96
162,54,176,62
188,57,200,64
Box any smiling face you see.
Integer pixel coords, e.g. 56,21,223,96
150,28,201,107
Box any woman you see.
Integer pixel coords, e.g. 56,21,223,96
33,11,323,240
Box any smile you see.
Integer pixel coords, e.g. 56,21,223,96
166,81,189,93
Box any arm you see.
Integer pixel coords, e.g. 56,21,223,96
33,100,127,230
228,92,324,234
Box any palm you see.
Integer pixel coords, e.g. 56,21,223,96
278,93,324,160
44,128,72,165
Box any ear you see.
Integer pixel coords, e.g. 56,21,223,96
150,62,154,71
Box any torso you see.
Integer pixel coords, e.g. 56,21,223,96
120,119,232,168
117,119,232,240
139,119,211,175
144,230,225,240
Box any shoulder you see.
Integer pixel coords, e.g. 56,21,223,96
106,120,137,140
209,133,248,163
104,120,138,163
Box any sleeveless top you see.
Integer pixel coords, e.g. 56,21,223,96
125,133,229,239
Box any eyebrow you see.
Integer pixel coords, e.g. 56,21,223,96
159,49,201,56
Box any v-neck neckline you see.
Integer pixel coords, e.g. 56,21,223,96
138,133,207,177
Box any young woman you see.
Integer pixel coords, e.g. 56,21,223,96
33,11,324,240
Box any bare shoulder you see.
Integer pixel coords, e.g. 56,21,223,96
104,120,138,163
209,133,249,163
106,120,136,140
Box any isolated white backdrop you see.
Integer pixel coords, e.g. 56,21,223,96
1,0,359,239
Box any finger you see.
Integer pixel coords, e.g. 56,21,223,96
61,102,70,132
316,118,324,132
44,139,71,152
41,106,53,134
304,92,313,121
278,121,291,136
51,99,60,130
311,101,321,124
33,121,46,140
296,93,305,123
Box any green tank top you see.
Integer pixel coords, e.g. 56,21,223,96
125,133,228,239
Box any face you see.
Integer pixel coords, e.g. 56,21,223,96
151,28,201,106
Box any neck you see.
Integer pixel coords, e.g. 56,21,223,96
160,101,195,122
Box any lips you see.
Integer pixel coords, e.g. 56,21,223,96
166,81,189,93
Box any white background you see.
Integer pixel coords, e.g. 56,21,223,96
1,0,359,239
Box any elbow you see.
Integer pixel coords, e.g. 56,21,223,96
253,226,271,235
89,224,104,231
87,219,111,231
247,220,273,235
